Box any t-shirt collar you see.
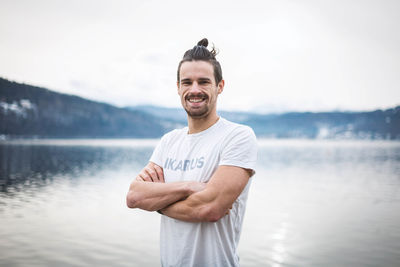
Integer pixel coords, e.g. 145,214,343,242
186,116,223,138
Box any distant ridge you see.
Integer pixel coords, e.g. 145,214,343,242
1,77,399,139
0,77,168,138
245,109,400,139
128,105,400,140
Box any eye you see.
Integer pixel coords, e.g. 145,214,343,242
199,80,210,85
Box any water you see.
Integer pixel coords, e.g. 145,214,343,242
1,139,399,267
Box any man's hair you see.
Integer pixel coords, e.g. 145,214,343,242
177,38,223,85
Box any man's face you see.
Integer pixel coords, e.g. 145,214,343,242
177,60,224,119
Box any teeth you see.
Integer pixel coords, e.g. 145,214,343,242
188,98,204,103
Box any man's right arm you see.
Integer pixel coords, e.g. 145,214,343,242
126,162,205,212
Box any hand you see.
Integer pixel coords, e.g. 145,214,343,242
136,163,164,183
225,205,233,215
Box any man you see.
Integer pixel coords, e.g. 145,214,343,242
126,38,257,267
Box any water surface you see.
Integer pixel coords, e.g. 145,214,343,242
1,139,399,267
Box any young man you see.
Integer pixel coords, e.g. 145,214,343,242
126,38,257,267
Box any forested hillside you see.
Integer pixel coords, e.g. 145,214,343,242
1,77,399,139
0,78,167,138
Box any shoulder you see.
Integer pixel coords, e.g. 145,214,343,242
161,128,184,139
158,127,187,145
218,118,257,155
218,118,258,172
219,118,257,141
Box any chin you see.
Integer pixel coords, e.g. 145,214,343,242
184,107,209,119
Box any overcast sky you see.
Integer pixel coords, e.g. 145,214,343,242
1,0,399,112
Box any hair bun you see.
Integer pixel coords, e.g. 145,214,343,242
197,38,208,47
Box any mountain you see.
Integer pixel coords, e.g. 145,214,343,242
0,78,168,138
244,109,400,139
1,77,399,139
127,105,262,124
129,105,400,140
128,105,187,123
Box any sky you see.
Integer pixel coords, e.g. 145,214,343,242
1,0,399,113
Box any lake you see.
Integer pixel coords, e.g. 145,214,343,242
1,139,400,267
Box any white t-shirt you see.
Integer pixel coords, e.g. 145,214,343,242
150,117,257,267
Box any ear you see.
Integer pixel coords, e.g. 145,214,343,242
177,81,180,95
217,79,225,94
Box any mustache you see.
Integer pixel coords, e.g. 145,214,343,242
185,93,208,100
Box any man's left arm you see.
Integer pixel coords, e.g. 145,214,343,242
159,165,253,222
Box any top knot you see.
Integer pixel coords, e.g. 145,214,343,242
177,37,223,84
197,38,208,47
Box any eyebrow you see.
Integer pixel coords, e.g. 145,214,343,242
198,78,211,82
180,77,212,83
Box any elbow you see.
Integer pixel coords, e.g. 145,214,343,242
126,181,144,209
126,188,142,209
126,188,157,211
200,206,226,222
126,190,140,209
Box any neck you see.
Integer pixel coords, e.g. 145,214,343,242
187,112,219,134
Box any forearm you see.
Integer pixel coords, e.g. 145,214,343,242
160,166,251,222
160,188,228,222
126,181,193,211
160,201,207,222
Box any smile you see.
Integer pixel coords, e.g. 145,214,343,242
186,94,207,104
188,97,206,103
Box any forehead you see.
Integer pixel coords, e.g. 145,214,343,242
179,60,214,81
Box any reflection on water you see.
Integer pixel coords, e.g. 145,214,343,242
0,140,159,267
241,140,400,267
0,140,156,191
1,139,400,267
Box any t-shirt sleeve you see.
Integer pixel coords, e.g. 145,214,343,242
149,134,167,167
219,126,258,175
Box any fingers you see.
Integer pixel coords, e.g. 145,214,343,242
145,166,160,182
135,176,145,182
225,206,233,215
137,164,165,183
153,164,164,183
138,169,153,182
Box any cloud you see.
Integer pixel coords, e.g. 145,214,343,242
0,0,399,112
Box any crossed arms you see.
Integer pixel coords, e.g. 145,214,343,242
126,162,252,222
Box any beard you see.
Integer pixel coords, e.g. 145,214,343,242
184,105,210,118
182,93,211,119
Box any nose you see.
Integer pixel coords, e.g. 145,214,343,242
189,82,202,94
